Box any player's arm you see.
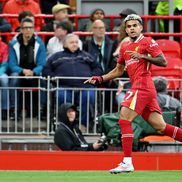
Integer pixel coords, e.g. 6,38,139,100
140,53,167,67
126,51,167,67
102,63,125,81
84,63,125,85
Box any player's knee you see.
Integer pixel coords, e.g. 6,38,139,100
119,111,127,120
155,124,166,134
119,107,137,121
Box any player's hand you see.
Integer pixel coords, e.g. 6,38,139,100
84,76,103,85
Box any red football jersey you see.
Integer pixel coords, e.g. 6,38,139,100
118,34,162,89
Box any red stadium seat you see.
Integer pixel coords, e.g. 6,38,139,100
151,57,182,78
151,57,182,99
156,39,181,58
0,0,39,8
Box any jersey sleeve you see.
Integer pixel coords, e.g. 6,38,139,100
145,38,163,57
117,45,125,65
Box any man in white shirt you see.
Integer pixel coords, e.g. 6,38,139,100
47,20,82,59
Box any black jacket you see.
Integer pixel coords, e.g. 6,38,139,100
83,35,117,74
54,103,95,151
42,48,103,88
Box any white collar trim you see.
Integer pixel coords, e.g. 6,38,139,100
134,34,144,43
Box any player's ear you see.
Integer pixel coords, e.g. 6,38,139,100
140,25,143,32
125,28,129,35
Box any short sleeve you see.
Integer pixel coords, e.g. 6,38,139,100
146,38,162,57
117,46,125,65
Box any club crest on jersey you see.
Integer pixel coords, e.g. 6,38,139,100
135,46,139,52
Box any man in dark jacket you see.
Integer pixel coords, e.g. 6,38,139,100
54,103,107,151
83,19,117,113
83,19,117,75
42,33,103,130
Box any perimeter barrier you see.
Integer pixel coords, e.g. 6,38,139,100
0,76,181,136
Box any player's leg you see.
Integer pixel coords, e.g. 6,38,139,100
110,88,150,173
119,106,138,160
145,111,166,133
143,97,182,141
147,111,182,141
110,106,137,173
110,88,152,173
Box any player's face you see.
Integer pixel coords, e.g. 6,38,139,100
125,20,143,40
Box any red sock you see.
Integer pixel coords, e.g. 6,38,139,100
119,119,133,157
164,124,182,141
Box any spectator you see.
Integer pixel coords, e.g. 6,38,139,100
42,33,103,131
15,10,35,32
2,0,42,31
40,0,69,14
114,8,137,32
83,19,117,113
54,103,107,151
79,8,110,32
83,19,117,74
41,3,71,32
46,20,82,59
41,3,72,45
155,0,182,41
0,35,9,120
8,18,46,120
154,76,182,112
0,17,12,32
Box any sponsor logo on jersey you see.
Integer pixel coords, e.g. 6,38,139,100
125,58,139,67
149,40,158,47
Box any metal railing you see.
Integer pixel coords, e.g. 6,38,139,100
1,14,182,54
0,76,181,136
0,13,182,31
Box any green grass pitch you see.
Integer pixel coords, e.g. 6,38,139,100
0,171,181,182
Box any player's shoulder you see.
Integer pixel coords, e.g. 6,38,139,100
143,36,157,44
142,36,158,47
120,40,131,51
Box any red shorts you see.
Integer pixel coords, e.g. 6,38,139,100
121,88,161,120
